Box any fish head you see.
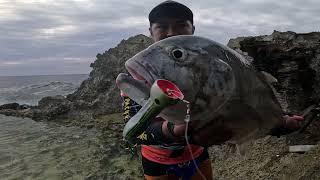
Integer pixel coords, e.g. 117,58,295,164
124,35,236,122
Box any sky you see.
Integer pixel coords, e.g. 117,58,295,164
0,0,319,76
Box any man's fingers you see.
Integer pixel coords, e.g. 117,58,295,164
292,115,304,121
173,123,186,137
283,115,305,130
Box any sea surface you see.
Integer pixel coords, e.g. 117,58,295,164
0,74,88,105
0,74,106,179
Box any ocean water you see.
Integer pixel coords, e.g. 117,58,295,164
0,74,88,105
0,74,106,179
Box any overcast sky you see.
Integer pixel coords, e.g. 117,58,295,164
0,0,319,76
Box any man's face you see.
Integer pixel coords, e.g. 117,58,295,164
149,18,195,42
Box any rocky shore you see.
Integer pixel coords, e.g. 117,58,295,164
1,31,320,179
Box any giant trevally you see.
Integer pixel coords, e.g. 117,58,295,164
116,35,283,146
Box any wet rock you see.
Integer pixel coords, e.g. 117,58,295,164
0,103,20,110
30,95,72,120
0,109,19,116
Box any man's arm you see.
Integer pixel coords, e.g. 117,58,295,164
172,115,305,146
269,115,304,137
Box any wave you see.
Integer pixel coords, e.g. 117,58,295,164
0,81,80,105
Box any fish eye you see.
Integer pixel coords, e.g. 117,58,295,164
171,48,185,60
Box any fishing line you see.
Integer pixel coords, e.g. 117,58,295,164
183,99,207,180
182,74,235,179
166,88,207,179
167,75,235,179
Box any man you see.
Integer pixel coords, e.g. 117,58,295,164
121,1,304,179
122,2,213,179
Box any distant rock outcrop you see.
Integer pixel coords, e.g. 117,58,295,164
228,31,320,114
66,34,153,117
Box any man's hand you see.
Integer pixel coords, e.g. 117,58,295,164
172,123,187,137
163,121,232,147
269,114,305,137
283,115,304,130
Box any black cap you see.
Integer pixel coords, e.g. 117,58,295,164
149,1,193,24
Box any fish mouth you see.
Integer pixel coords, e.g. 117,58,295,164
125,61,156,88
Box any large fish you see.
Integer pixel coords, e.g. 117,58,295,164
116,35,283,146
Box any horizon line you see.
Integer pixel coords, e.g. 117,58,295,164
0,73,89,77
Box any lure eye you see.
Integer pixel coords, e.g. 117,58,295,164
171,48,186,60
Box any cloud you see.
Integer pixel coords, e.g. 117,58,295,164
0,0,319,76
